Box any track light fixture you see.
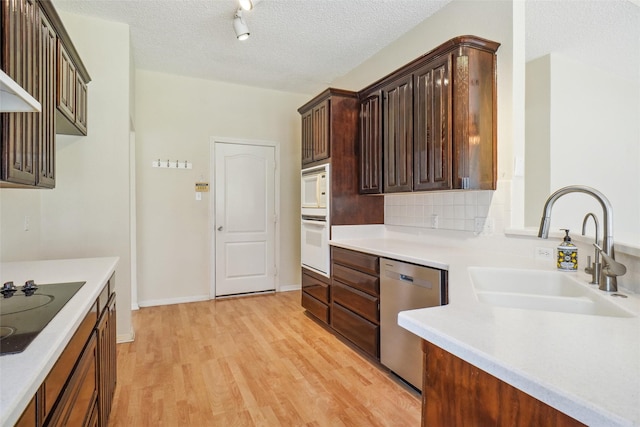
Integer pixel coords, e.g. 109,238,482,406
233,9,250,41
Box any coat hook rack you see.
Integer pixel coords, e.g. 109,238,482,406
151,159,193,169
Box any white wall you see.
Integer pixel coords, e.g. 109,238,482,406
135,70,307,306
0,11,134,341
525,53,640,245
524,55,551,227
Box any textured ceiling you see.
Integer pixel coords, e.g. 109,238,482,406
52,0,453,94
52,0,639,95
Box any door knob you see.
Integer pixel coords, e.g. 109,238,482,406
217,226,223,231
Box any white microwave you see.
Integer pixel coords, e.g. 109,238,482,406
301,164,329,217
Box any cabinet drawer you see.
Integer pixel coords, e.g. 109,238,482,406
331,303,379,359
332,263,379,296
332,247,379,275
302,270,330,303
302,292,329,324
332,282,379,324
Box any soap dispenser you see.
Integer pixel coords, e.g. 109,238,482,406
557,229,578,271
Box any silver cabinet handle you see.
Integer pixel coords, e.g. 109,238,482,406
217,226,223,231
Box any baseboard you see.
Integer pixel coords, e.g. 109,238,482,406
279,284,301,292
131,303,140,311
137,294,210,308
117,326,135,343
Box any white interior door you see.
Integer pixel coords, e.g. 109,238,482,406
214,142,276,297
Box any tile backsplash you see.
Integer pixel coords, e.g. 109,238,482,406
384,181,512,235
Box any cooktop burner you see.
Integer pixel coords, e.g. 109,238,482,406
0,282,85,355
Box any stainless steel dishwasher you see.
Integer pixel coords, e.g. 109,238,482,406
380,258,447,390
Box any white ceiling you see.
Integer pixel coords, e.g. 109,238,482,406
53,0,639,95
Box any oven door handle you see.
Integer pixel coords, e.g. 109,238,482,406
301,219,327,227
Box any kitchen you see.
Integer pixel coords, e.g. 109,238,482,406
1,0,639,426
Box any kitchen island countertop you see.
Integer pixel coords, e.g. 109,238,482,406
0,257,118,427
330,225,640,427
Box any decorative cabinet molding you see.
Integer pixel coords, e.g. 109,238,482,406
1,0,91,188
359,35,500,194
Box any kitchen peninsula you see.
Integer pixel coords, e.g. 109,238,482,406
0,257,118,427
330,225,640,427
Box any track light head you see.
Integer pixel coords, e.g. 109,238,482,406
238,0,261,11
233,9,250,41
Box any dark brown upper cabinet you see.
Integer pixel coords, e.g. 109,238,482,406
300,97,329,166
358,35,500,194
1,0,91,188
298,88,384,226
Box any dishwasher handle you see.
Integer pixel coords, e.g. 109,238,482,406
384,269,434,289
400,274,414,283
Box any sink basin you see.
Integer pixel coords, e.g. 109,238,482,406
468,267,634,318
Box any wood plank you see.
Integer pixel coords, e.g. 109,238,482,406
108,292,420,426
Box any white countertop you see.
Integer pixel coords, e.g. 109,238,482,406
0,257,118,427
330,225,640,427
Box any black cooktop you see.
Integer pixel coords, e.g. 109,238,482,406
0,282,85,355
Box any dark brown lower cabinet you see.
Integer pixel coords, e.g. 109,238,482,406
301,268,331,325
14,394,39,427
16,280,116,427
97,293,117,426
330,247,380,359
421,340,586,427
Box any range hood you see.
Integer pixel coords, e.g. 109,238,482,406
0,70,41,112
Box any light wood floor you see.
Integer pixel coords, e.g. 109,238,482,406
108,291,421,426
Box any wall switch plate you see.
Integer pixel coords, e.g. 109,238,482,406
431,214,439,229
195,192,202,201
535,246,554,260
23,215,29,231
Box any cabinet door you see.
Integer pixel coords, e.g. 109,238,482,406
311,99,330,161
48,333,98,427
1,0,38,185
300,109,314,165
36,11,56,188
382,74,413,193
98,293,117,426
414,56,452,191
57,40,76,123
451,48,497,190
75,74,88,134
359,92,382,194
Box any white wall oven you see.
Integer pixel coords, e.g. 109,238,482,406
301,164,330,276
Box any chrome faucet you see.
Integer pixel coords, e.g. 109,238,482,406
538,185,626,292
581,213,601,285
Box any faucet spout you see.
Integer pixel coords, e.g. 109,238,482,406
537,185,624,292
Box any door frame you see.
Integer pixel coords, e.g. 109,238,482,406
209,136,281,298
